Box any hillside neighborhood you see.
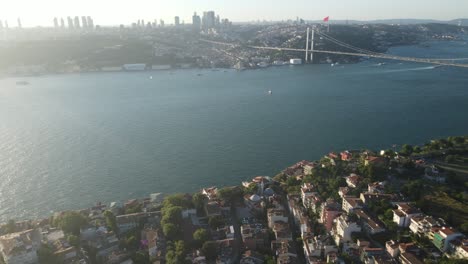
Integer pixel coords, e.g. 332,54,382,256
0,136,467,264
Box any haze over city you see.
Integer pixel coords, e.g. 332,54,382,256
1,0,468,27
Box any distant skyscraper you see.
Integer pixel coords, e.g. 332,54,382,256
192,12,201,30
174,16,180,26
87,16,94,29
74,16,80,28
215,15,220,27
142,19,145,27
17,18,22,29
60,18,65,28
53,17,59,28
202,11,215,30
153,19,157,27
160,19,164,27
81,16,88,29
67,17,74,29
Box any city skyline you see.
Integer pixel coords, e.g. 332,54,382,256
1,0,467,27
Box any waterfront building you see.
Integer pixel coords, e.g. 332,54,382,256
0,229,42,264
174,16,180,26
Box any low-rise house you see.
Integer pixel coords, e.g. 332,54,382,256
424,166,446,183
54,246,78,263
202,187,218,200
116,212,160,234
272,221,292,241
399,252,424,264
432,227,463,252
359,193,396,205
345,174,361,188
393,203,422,228
338,187,350,198
244,194,264,212
361,247,385,263
368,182,385,194
205,201,222,217
365,156,387,167
272,240,298,264
283,160,316,177
333,215,362,246
241,224,268,251
341,151,353,161
303,235,338,263
386,240,399,258
342,197,363,213
240,250,265,264
355,209,386,235
0,229,42,264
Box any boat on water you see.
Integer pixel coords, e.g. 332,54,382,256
16,81,30,85
268,90,272,95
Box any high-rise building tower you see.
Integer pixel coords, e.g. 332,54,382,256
67,17,74,29
53,17,59,28
17,18,22,29
174,16,180,26
202,11,215,30
192,12,201,30
81,16,88,29
60,18,65,28
160,19,164,27
74,16,80,28
87,16,94,29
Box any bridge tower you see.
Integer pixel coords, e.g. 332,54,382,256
305,27,310,62
310,28,315,63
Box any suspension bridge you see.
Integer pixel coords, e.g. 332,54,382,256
201,28,468,68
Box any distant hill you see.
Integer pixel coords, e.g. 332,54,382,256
303,18,468,26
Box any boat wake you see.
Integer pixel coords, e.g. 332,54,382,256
381,66,437,73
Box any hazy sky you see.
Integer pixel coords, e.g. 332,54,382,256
1,0,467,27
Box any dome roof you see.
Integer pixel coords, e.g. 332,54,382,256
264,188,275,196
250,194,261,202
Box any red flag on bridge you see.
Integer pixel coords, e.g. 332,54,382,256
323,16,330,22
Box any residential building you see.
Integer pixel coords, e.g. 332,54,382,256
0,229,42,264
345,174,361,188
450,238,468,259
342,197,363,213
338,187,350,198
393,203,422,227
333,215,362,245
202,187,218,200
355,209,386,235
409,215,440,237
340,151,353,161
368,182,385,194
399,252,424,264
267,209,288,229
116,212,160,234
319,199,341,232
432,227,463,252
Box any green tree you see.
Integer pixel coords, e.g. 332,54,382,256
445,155,456,163
166,240,187,264
208,215,225,229
193,228,209,248
192,193,207,212
401,144,414,155
202,241,218,261
163,194,193,209
161,206,183,226
163,223,179,240
103,210,118,233
37,244,59,264
67,234,80,247
55,211,88,235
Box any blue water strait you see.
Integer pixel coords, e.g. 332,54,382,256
1,40,468,221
